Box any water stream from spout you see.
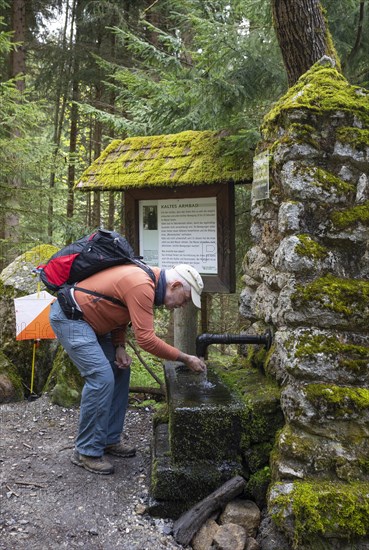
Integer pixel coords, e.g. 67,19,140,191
197,367,216,389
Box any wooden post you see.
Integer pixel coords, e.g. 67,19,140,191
173,302,198,355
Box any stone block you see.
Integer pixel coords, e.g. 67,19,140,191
165,363,245,462
151,423,243,506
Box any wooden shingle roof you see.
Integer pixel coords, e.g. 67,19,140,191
76,130,252,190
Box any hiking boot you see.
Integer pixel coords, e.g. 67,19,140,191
105,442,136,457
71,450,114,475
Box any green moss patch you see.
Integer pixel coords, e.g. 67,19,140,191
313,167,355,195
331,201,369,229
295,235,328,260
271,480,369,548
293,274,369,317
262,64,369,139
213,360,283,444
304,384,369,414
337,127,369,150
294,331,369,374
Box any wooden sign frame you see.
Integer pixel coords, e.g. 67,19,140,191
125,183,235,293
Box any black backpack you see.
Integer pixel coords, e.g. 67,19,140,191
37,229,155,315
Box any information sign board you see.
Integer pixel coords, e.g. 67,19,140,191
139,198,217,274
125,183,235,293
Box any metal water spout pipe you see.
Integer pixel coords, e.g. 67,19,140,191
196,329,273,358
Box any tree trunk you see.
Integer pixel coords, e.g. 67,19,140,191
10,0,26,89
67,77,78,222
107,192,115,229
66,0,83,226
2,0,27,267
272,0,339,86
48,0,75,242
91,191,101,228
91,110,102,228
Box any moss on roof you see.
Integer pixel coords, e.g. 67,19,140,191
76,130,252,190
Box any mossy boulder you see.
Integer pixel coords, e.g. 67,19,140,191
281,383,369,440
0,245,58,397
269,480,369,549
44,347,83,407
0,349,23,402
0,244,57,294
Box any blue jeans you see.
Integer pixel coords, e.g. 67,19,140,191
49,301,130,457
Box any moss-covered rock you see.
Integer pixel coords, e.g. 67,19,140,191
269,480,369,549
1,244,58,294
336,127,369,150
294,234,328,260
276,328,369,386
262,64,369,140
330,201,369,230
272,424,369,483
293,274,369,320
44,347,83,407
304,384,369,417
0,350,23,402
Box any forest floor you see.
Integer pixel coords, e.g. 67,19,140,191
0,394,186,550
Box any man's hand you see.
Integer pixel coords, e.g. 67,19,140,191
177,352,206,374
115,346,132,369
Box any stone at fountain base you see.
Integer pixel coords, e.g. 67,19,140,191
149,423,243,518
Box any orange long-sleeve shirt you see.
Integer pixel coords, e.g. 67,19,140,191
73,264,180,361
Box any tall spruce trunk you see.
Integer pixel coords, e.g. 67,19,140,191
1,0,27,267
48,0,75,242
66,0,82,228
272,0,339,86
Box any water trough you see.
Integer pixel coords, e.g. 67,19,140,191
149,330,281,518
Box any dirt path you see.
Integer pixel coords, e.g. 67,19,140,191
0,395,185,550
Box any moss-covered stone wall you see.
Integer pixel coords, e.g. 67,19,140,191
240,59,369,549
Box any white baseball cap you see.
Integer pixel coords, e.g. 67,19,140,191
173,264,204,308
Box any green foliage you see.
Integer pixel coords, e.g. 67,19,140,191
129,349,165,388
90,0,286,151
323,0,369,87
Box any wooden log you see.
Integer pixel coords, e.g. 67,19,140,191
128,386,164,396
173,475,246,546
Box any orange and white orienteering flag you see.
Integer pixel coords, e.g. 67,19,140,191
14,291,56,340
